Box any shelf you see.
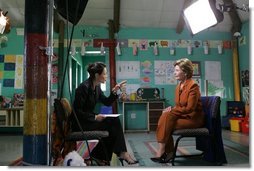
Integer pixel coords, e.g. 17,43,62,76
149,101,164,131
0,108,24,129
120,100,165,132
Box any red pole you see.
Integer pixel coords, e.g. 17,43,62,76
109,42,117,113
93,39,117,113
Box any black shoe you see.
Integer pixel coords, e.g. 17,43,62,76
119,158,139,166
150,152,172,163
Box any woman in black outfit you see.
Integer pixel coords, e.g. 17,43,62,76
71,62,138,165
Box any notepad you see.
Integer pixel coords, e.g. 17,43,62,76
101,114,121,117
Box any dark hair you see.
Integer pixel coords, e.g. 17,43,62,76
174,58,193,79
87,62,106,79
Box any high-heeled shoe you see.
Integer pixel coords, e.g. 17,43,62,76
150,152,173,163
118,157,139,166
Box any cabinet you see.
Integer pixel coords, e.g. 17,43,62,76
149,101,165,131
120,100,165,132
0,108,24,127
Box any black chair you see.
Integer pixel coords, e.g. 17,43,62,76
52,98,110,166
171,96,227,166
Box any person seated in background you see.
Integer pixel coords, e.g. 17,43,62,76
71,62,138,165
151,58,205,163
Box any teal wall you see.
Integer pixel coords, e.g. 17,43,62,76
66,24,249,116
0,22,250,118
0,28,24,98
238,21,250,104
114,28,234,116
239,21,249,70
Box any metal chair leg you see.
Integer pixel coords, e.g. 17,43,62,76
171,135,182,166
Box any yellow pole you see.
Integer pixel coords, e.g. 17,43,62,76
232,39,241,101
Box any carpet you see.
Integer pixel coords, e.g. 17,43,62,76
9,135,250,167
128,138,249,167
9,140,99,166
76,140,98,159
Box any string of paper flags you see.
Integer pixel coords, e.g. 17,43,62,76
54,38,233,56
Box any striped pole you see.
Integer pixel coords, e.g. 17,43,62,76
23,0,49,165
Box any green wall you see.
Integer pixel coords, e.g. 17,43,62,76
0,22,250,118
0,28,24,98
66,24,249,116
238,21,250,105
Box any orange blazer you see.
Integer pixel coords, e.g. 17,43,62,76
171,79,204,123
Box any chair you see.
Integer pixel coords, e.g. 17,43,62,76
52,98,110,166
171,96,227,166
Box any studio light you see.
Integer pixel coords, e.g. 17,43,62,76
183,0,224,35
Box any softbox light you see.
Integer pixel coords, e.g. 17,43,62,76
54,0,88,25
183,0,224,35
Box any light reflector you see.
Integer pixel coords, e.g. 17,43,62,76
183,0,222,34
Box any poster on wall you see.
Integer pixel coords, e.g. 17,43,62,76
205,61,221,80
205,80,225,97
154,60,176,85
192,61,201,77
139,39,148,50
116,61,140,79
242,87,249,105
241,70,249,87
15,55,24,89
0,55,15,88
141,60,152,84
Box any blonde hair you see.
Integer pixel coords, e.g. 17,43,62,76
174,58,193,79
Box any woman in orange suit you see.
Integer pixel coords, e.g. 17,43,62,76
151,58,204,163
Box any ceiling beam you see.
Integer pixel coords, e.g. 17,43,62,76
176,0,192,34
222,0,242,35
113,0,120,33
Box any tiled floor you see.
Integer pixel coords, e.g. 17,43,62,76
0,129,249,166
0,134,23,166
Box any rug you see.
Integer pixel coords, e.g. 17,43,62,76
128,138,250,167
76,140,98,159
9,136,250,167
9,140,99,166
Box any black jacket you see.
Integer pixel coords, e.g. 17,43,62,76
72,78,118,126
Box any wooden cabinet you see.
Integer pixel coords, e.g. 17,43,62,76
149,101,165,131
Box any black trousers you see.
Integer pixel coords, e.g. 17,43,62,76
81,117,127,161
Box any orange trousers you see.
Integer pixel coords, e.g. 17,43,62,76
156,111,204,153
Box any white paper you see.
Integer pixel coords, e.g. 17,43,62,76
101,114,121,117
154,60,177,85
116,61,140,79
15,55,24,89
205,61,221,80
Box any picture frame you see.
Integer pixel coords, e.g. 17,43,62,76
192,61,201,77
